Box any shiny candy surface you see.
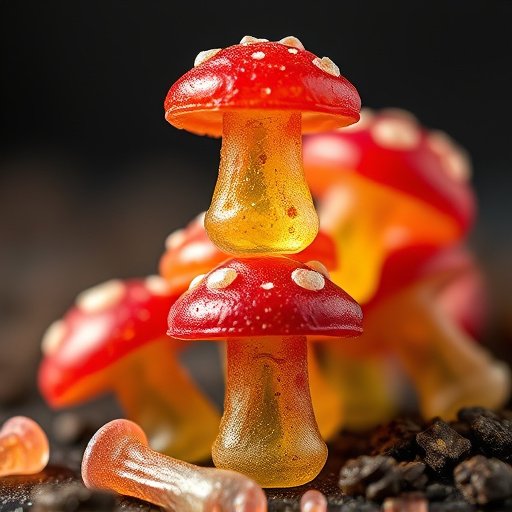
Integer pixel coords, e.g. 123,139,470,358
0,416,49,477
82,419,267,512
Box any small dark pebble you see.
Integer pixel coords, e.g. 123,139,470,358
469,416,512,461
369,418,422,461
457,407,501,424
416,420,471,473
454,455,512,505
397,461,428,490
339,455,402,502
424,483,458,502
30,481,116,512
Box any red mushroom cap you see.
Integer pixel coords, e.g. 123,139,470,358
302,108,476,233
164,36,360,137
167,255,362,340
159,211,339,292
38,277,181,408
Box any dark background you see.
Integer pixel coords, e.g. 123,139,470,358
1,1,511,420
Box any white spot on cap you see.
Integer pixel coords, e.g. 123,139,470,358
76,280,126,314
312,56,340,77
278,36,305,50
41,320,67,356
207,268,238,290
145,275,172,296
240,36,269,45
165,228,185,250
189,274,205,291
427,130,471,182
291,268,325,291
194,48,221,67
305,260,330,279
180,241,217,263
288,48,298,55
252,51,265,60
261,282,274,290
261,87,272,96
371,117,421,150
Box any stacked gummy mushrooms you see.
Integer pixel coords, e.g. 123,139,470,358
16,35,511,512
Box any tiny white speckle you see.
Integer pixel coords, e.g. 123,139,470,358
291,268,325,291
76,279,125,313
371,118,421,150
278,36,305,50
145,275,171,296
240,35,268,45
207,268,238,290
194,48,221,67
262,324,267,329
165,228,185,250
288,48,298,54
280,65,286,71
305,260,330,278
252,51,265,60
41,320,66,356
261,282,274,290
312,56,340,77
188,274,205,291
262,87,271,95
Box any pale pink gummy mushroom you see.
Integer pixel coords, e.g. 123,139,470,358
82,419,267,512
0,416,49,477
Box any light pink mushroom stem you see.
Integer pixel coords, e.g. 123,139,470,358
82,419,267,512
0,416,49,477
372,277,512,419
300,489,328,512
212,336,327,488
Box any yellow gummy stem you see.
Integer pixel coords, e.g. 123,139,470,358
205,111,318,255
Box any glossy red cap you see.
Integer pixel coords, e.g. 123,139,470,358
38,277,181,407
302,108,476,233
164,36,360,137
167,255,362,340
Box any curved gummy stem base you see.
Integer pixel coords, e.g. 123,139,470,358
213,336,327,488
372,280,512,420
205,111,318,255
82,419,267,512
114,339,221,462
0,416,49,477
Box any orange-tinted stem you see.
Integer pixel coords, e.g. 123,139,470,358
82,419,267,512
113,339,221,463
212,336,327,488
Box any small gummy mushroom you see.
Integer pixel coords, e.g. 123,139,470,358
167,255,362,488
164,35,360,255
302,107,475,303
300,489,328,512
0,416,49,477
82,419,268,512
38,277,221,463
159,212,345,441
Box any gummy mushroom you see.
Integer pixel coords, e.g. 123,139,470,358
165,35,360,255
82,419,267,512
302,108,476,304
159,212,345,440
167,255,362,487
38,276,221,462
0,416,49,477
